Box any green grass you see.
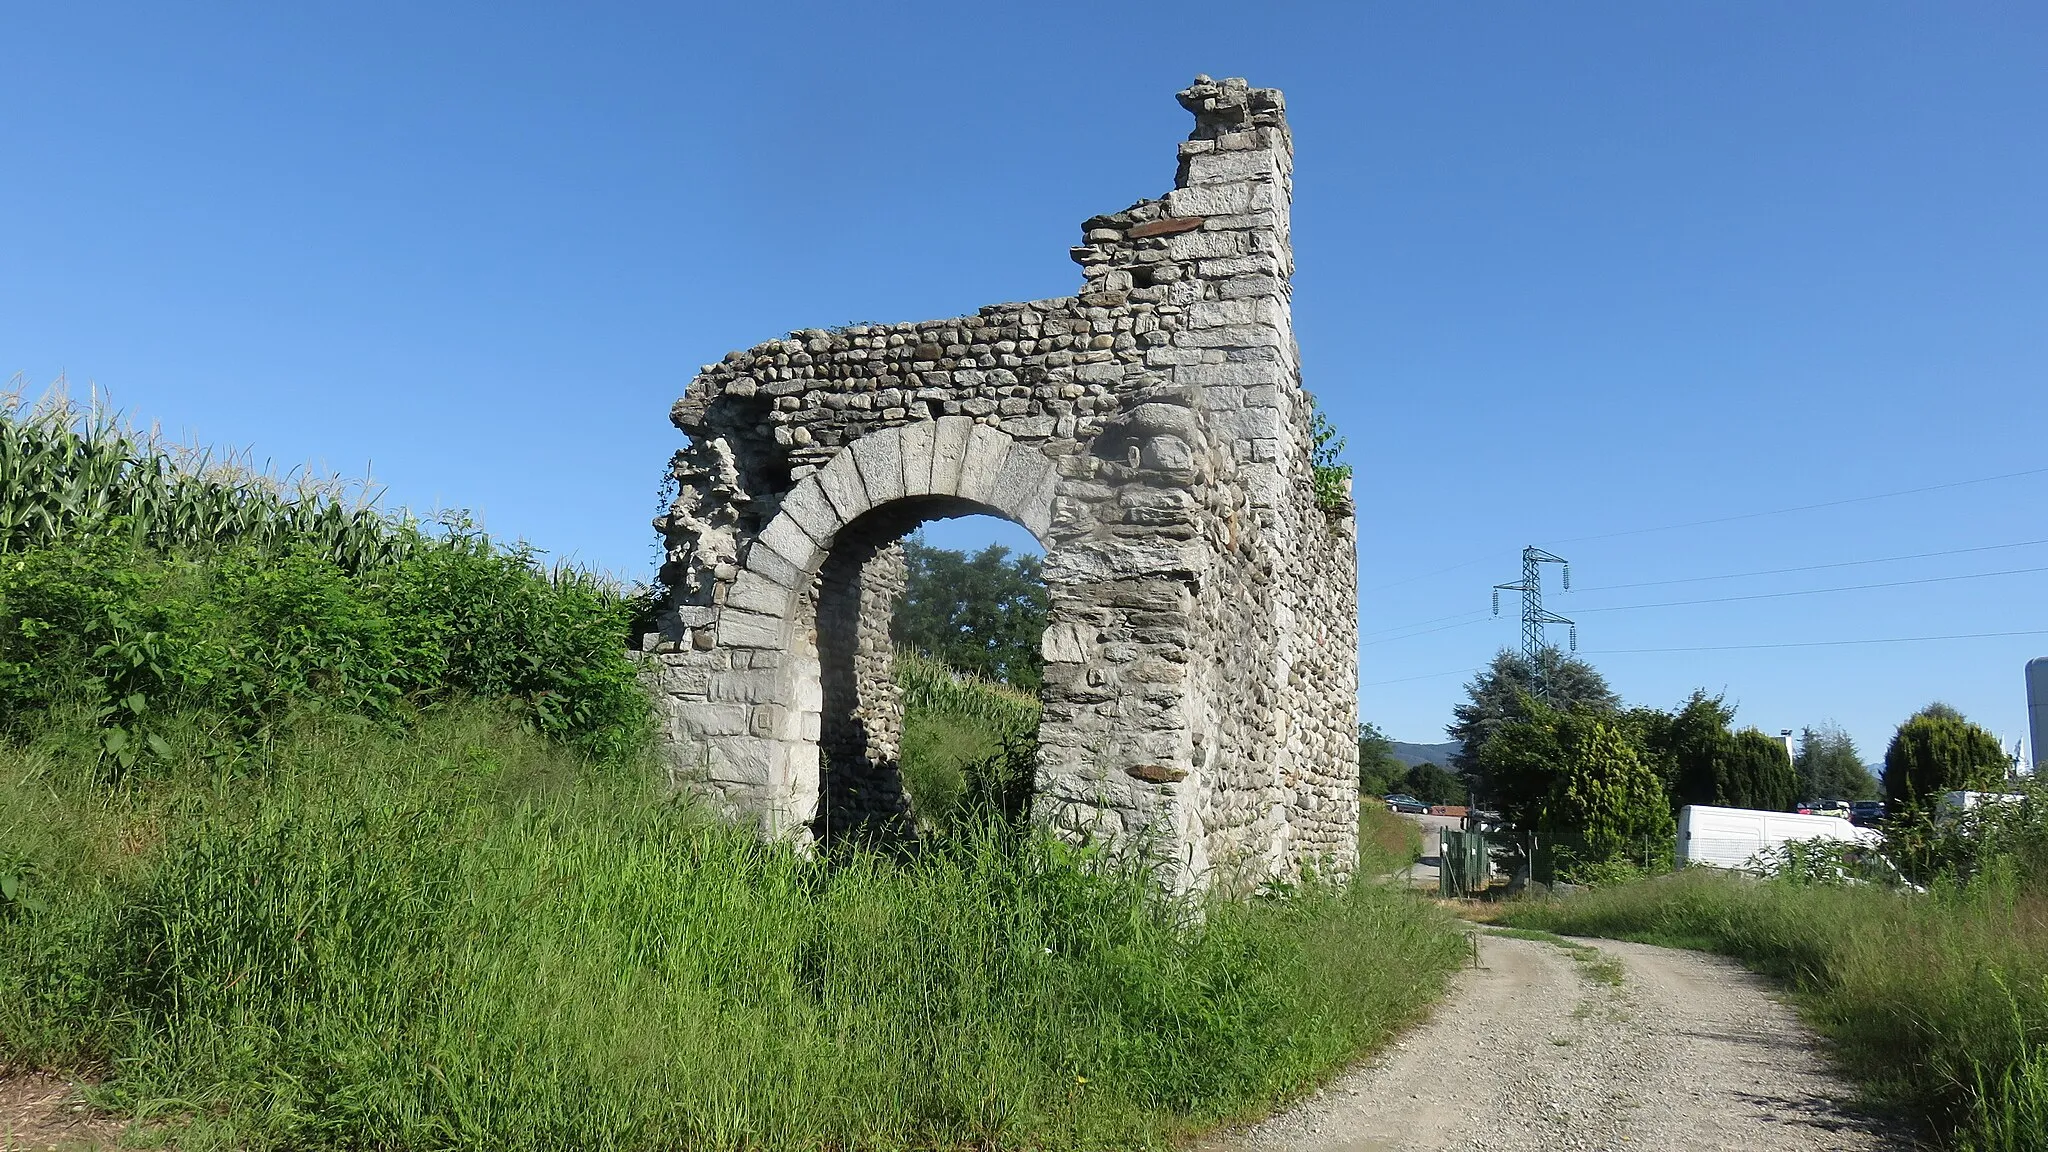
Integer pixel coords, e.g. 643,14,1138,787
1358,802,1423,874
1,703,1467,1151
1500,869,2048,1150
895,653,1039,836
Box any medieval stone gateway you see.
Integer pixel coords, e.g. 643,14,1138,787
640,76,1359,894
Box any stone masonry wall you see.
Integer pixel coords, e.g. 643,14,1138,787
640,76,1359,893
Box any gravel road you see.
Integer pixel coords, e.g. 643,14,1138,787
1206,932,1900,1152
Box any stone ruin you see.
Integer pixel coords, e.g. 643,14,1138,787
640,76,1359,894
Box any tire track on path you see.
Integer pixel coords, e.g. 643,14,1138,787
1205,933,1899,1152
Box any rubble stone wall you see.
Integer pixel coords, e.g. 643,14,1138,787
640,76,1359,893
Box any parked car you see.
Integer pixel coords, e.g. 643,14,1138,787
1797,799,1849,817
1382,794,1430,814
1848,800,1885,826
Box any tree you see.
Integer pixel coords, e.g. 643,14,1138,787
1656,691,1736,809
893,537,1047,690
1357,721,1404,796
1882,704,2009,810
1403,762,1468,806
1541,714,1675,876
1450,647,1618,799
1638,693,1797,811
1474,694,1569,840
1476,696,1672,876
1794,724,1878,801
1722,728,1799,812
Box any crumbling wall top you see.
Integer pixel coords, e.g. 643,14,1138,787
1176,75,1290,141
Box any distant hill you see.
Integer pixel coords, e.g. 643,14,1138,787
1390,740,1461,769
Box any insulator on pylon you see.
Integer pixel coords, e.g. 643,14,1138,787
1562,564,1571,591
1569,625,1578,651
1492,589,1500,615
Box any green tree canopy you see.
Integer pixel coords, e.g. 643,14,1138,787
1403,762,1468,806
1541,713,1676,875
1794,724,1879,801
1473,693,1569,839
1883,703,2009,809
892,536,1047,690
1357,721,1404,795
1656,691,1736,809
1476,695,1672,874
1637,693,1798,811
1449,647,1618,797
1722,728,1800,812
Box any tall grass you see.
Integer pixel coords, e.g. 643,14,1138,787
2,706,1466,1151
1502,869,2048,1150
896,653,1040,835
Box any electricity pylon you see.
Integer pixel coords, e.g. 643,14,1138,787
1493,547,1574,695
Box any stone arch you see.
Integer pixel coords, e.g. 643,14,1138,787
717,417,1058,652
704,418,1061,843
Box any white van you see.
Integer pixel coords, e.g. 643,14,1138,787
1677,804,1879,871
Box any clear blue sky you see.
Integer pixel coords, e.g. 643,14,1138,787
6,3,2044,764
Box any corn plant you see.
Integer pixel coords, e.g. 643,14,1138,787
1,378,415,570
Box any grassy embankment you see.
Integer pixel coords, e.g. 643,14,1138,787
0,392,1465,1150
1500,847,2048,1150
1358,802,1424,872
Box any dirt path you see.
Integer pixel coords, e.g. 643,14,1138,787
1207,933,1900,1152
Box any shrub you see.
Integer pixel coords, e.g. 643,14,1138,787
0,536,647,766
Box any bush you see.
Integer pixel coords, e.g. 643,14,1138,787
0,536,648,765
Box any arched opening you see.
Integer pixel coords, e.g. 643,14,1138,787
808,501,1046,846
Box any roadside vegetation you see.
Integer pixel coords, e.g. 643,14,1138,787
1501,779,2048,1150
0,390,1464,1150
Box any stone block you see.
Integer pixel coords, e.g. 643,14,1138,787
717,607,785,650
990,445,1057,533
777,479,842,548
814,452,870,524
1219,274,1285,300
686,702,753,737
1166,184,1253,216
899,419,939,496
708,668,779,703
929,415,974,496
1184,150,1279,185
743,542,805,591
757,515,822,573
849,427,905,505
724,571,792,618
1167,230,1247,261
957,424,1011,505
1041,620,1094,664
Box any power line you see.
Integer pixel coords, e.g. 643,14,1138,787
1364,463,2048,595
1575,538,2048,593
1359,609,1488,639
1359,617,1489,647
1361,665,1483,688
1363,556,1493,593
1540,464,2048,547
1575,563,2048,614
1587,628,2048,655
